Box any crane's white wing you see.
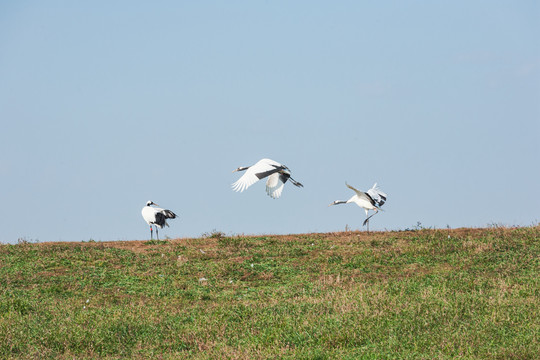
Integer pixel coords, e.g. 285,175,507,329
266,173,286,199
345,183,373,204
232,158,283,192
367,183,387,207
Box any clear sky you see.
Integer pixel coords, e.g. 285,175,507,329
1,1,539,243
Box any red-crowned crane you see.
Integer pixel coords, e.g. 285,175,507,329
232,158,303,199
329,183,387,232
141,201,177,240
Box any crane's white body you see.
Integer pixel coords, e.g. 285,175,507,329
343,183,385,216
141,201,177,239
142,206,171,229
232,158,303,199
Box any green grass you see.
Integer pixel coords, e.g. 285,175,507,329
0,227,538,359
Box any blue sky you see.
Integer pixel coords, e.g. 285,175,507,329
1,1,539,243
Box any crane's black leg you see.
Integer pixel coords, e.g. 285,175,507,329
366,218,370,234
156,227,159,240
363,214,374,234
363,213,377,226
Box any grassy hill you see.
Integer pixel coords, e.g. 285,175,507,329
1,226,538,359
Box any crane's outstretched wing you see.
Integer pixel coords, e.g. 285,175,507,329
160,209,177,219
152,207,178,228
366,183,387,207
345,183,374,205
232,158,283,192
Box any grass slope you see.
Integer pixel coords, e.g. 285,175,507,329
0,227,538,359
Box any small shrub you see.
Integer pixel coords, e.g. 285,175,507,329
202,229,226,239
145,239,169,245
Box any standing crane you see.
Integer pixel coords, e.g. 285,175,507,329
141,201,177,240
